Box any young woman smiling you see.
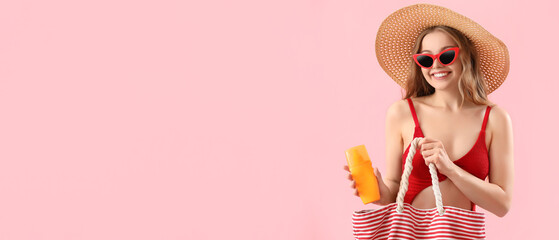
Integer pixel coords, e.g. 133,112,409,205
344,8,513,218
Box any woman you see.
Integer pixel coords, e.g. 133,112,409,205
344,4,514,218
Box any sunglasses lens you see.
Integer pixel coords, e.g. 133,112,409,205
416,55,433,68
439,50,456,65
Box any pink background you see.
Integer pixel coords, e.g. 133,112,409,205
0,0,556,239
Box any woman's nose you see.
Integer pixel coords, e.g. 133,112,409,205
432,57,444,68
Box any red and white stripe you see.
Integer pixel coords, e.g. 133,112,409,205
352,202,486,239
350,137,486,239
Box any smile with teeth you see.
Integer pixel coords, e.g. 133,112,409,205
433,72,450,78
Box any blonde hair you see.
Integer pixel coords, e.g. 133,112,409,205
402,25,495,108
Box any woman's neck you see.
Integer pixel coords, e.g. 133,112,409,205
425,89,469,112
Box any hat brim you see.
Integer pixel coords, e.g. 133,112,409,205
375,3,509,94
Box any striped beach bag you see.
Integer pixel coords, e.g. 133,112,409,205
352,137,486,239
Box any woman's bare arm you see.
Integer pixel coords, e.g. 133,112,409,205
446,105,514,217
377,100,407,205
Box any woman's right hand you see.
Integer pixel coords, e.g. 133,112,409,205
343,165,360,197
343,165,394,205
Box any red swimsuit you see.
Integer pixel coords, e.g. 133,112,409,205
401,98,491,211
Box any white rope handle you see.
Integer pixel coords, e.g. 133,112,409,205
396,137,445,216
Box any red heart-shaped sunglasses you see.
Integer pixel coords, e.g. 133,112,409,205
413,47,460,69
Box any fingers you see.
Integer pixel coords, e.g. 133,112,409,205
419,138,444,152
420,139,445,152
424,159,432,166
420,137,434,144
422,148,444,166
421,148,435,159
344,165,353,180
344,164,360,197
421,142,436,151
418,137,428,148
424,155,438,167
351,178,358,196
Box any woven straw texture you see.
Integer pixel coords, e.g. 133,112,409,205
375,3,509,94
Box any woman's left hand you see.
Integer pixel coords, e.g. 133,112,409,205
418,137,456,176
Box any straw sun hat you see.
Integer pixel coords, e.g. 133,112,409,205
375,3,510,94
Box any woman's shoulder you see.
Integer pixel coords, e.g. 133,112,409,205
485,103,513,154
385,98,413,124
487,104,513,130
387,98,409,115
385,97,429,117
408,96,429,106
385,99,411,138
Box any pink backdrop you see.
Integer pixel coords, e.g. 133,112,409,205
0,0,555,239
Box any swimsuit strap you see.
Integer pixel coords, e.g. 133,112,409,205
481,106,492,131
406,98,420,128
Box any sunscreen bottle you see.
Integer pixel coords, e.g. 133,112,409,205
345,145,380,204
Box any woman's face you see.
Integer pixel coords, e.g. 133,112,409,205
418,30,463,91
